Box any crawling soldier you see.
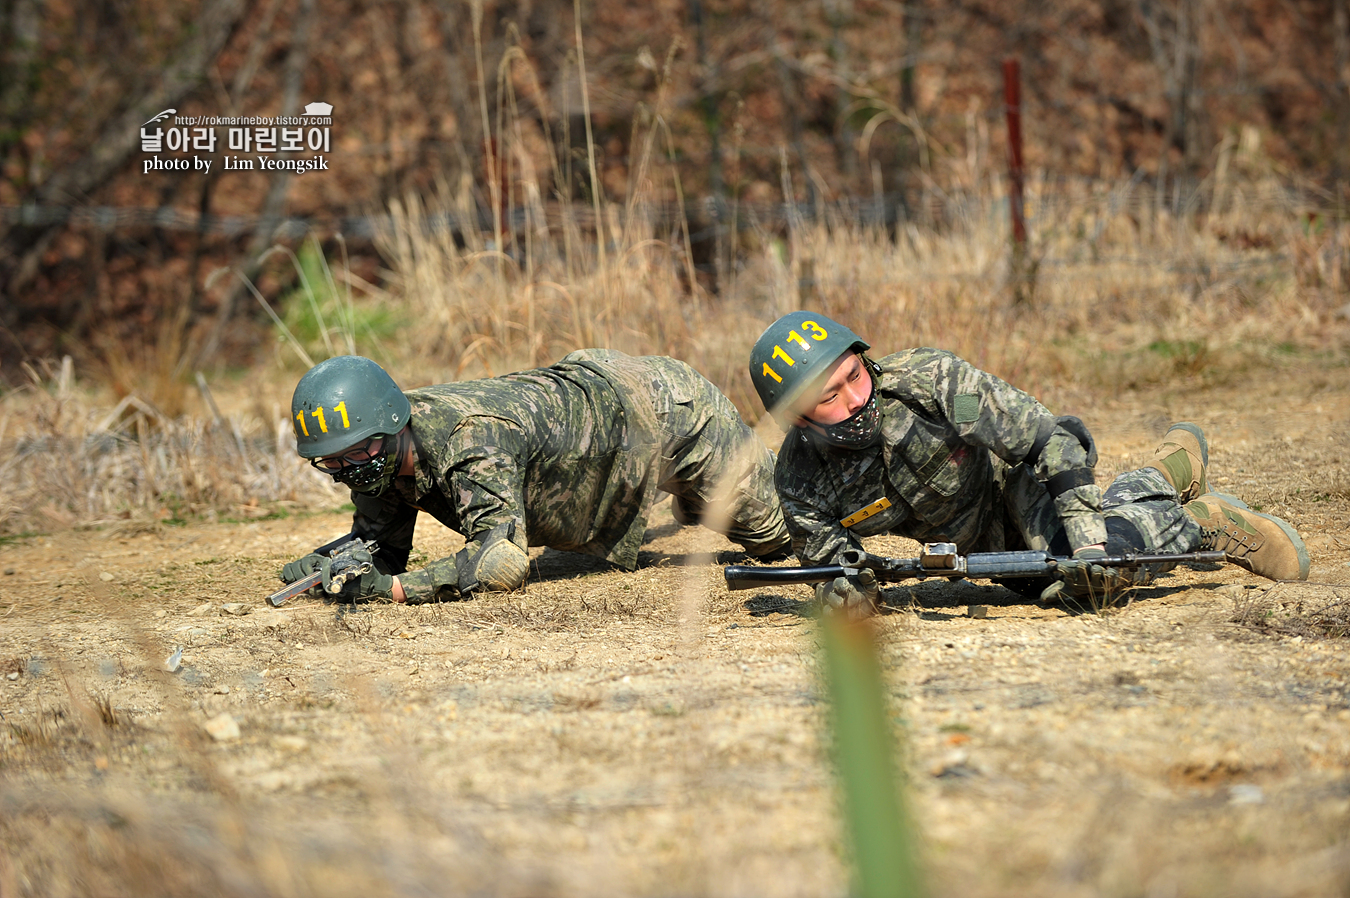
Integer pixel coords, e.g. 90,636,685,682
748,311,1310,614
278,351,789,603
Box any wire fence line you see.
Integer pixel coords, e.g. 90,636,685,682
0,176,1326,242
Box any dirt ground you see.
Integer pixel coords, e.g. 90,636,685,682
2,367,1349,898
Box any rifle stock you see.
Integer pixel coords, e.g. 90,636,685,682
724,546,1228,591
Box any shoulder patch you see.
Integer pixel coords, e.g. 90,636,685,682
952,393,980,424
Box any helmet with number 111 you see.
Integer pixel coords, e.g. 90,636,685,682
290,356,411,495
749,311,869,425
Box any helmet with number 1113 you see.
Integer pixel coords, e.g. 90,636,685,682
749,311,870,425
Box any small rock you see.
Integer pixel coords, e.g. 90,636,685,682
1229,784,1264,805
153,609,167,619
3,569,13,575
251,610,286,628
222,603,250,616
6,671,18,681
188,603,213,616
214,685,231,695
256,770,296,792
275,735,309,753
203,713,241,742
98,571,115,582
968,605,988,619
164,647,183,673
931,747,977,778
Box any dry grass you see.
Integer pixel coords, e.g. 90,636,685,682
371,123,1350,418
1,21,1347,893
1231,585,1350,640
0,357,344,537
2,116,1346,539
1,100,1348,896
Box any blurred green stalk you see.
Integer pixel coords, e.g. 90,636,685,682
820,615,924,898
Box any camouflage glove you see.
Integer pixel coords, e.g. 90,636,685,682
321,545,394,602
280,553,325,584
1039,547,1140,604
815,567,879,617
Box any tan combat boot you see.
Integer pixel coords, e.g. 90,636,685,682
1183,493,1310,581
1148,422,1208,503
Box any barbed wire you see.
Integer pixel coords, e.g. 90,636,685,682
0,177,1324,244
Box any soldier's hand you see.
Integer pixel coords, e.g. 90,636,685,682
815,568,879,618
454,521,529,594
321,545,395,602
280,553,325,584
1040,547,1140,604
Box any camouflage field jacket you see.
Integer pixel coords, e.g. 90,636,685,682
774,348,1107,565
349,350,705,598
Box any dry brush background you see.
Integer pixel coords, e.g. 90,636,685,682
3,1,1350,895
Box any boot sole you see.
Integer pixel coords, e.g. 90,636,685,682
1160,422,1208,502
1167,422,1208,468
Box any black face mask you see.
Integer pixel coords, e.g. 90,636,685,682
328,433,402,496
810,381,882,450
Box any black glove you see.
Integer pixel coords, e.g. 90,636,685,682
280,553,325,584
815,567,879,617
1040,547,1143,604
321,544,395,601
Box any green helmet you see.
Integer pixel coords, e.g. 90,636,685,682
290,356,411,459
749,311,869,424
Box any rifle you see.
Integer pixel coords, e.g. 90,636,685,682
724,542,1227,591
266,537,380,607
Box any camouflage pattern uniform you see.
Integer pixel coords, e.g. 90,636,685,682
350,349,788,601
776,349,1201,566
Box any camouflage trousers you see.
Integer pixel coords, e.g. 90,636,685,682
997,462,1201,557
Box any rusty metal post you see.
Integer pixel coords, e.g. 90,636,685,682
1002,58,1026,247
1002,58,1034,303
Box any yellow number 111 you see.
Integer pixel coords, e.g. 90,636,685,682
294,401,351,437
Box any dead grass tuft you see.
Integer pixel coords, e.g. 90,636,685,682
335,608,374,639
7,701,65,748
89,692,119,729
552,690,603,712
1231,587,1350,639
0,358,344,537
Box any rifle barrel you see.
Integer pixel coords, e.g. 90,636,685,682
1096,550,1227,565
267,571,322,607
724,564,848,591
723,550,1230,592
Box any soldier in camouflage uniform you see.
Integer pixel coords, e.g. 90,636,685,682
278,350,789,603
749,311,1310,613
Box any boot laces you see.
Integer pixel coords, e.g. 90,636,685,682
1201,521,1262,557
